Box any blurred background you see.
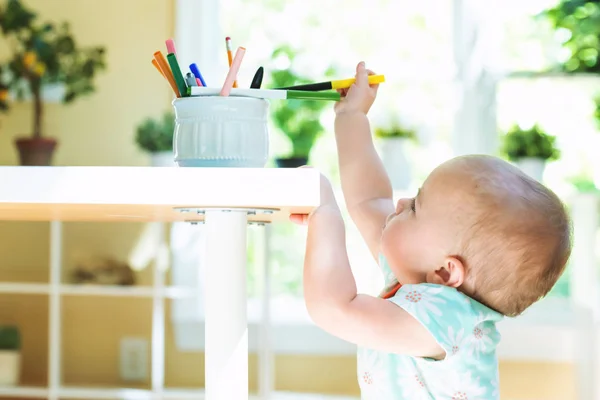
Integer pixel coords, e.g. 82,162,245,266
0,0,599,399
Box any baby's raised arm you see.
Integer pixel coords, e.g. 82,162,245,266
334,62,395,260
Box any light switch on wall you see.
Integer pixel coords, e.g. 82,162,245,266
119,337,148,381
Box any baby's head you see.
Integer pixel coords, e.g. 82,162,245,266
381,154,572,316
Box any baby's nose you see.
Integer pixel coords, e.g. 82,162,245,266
395,199,409,214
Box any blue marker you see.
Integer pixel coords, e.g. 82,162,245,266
189,63,207,87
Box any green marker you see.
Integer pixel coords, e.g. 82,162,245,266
166,53,188,97
286,90,340,101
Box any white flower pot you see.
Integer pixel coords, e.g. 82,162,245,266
150,151,175,167
0,350,20,386
380,138,412,190
516,157,546,182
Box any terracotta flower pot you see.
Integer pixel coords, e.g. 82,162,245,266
14,137,58,166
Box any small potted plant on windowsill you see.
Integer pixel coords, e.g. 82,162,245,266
501,124,560,182
0,0,106,166
135,111,175,167
268,45,335,168
0,325,21,386
374,122,418,190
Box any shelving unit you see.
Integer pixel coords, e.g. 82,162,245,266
0,283,197,298
0,385,359,400
0,166,321,400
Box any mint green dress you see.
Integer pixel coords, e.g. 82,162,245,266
356,255,503,399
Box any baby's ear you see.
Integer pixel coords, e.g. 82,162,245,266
427,257,464,288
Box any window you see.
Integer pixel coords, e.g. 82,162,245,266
221,0,456,298
493,0,600,298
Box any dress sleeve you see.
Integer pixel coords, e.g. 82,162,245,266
388,283,502,360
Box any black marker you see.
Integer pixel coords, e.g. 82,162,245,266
250,66,264,89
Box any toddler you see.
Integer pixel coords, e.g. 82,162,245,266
290,62,572,399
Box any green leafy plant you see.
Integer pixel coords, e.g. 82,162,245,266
540,0,600,72
502,124,560,161
269,45,335,159
135,111,174,153
0,325,20,351
0,0,107,138
374,123,417,141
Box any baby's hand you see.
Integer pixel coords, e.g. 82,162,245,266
334,61,379,116
289,167,337,225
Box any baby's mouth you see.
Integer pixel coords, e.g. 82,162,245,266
385,213,396,226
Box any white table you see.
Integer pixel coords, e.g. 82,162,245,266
0,166,320,399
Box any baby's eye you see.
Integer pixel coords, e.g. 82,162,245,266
410,198,416,212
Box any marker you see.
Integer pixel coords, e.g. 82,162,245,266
166,38,177,55
152,59,165,78
190,86,340,101
166,53,188,97
275,74,385,91
153,51,180,97
185,72,198,87
220,46,246,96
250,66,264,89
225,37,237,88
189,63,207,86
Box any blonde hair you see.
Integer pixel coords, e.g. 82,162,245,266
450,155,572,317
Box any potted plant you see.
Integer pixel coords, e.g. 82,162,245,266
0,0,106,165
501,124,560,181
135,111,175,167
0,325,20,386
269,45,334,168
374,123,418,190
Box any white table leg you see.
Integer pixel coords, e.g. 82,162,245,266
204,210,248,399
258,224,274,399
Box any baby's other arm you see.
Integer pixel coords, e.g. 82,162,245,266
299,174,443,358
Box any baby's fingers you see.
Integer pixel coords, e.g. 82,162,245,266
289,214,309,225
337,88,349,97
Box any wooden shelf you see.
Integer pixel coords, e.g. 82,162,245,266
0,283,196,298
0,385,358,399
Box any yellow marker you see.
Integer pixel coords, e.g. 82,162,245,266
331,74,385,89
276,74,385,91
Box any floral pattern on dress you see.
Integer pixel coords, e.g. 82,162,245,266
393,285,446,324
465,312,497,358
357,348,394,400
438,326,466,358
356,264,502,400
438,370,489,400
396,358,433,400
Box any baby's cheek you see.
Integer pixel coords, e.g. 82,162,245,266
381,226,407,260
